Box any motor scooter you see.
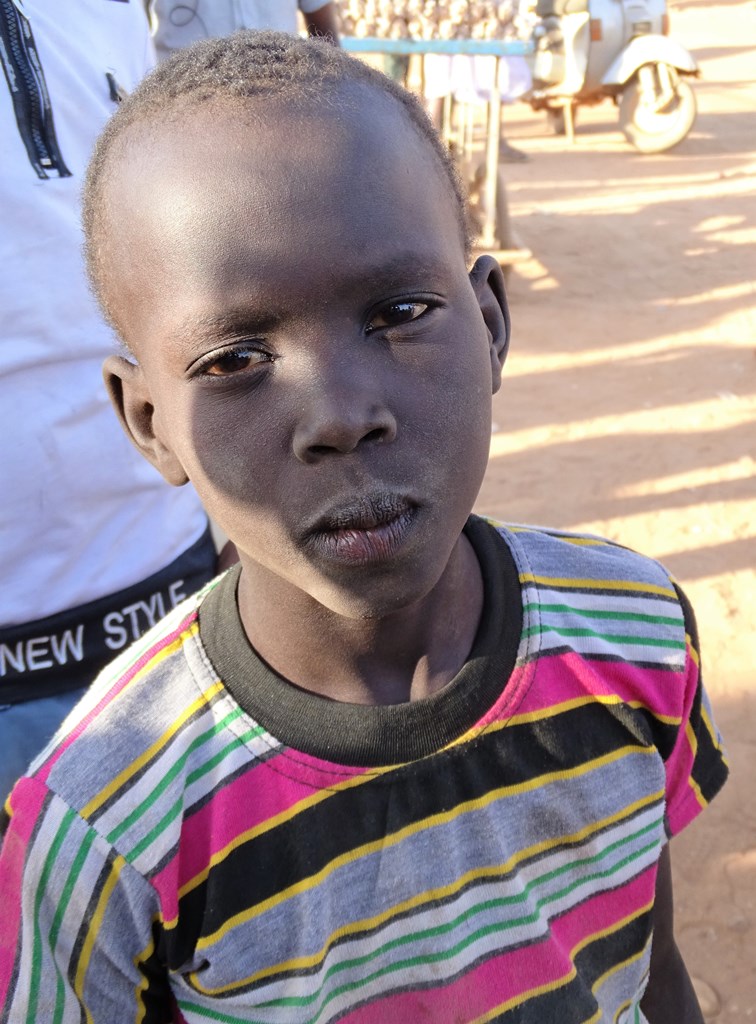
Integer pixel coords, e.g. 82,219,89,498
526,0,699,153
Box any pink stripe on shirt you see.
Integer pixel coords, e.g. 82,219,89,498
152,754,369,921
0,777,49,1007
337,865,657,1023
514,652,688,723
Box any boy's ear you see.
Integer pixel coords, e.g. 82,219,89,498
103,355,189,486
469,255,511,394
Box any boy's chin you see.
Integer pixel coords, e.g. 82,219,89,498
305,572,439,623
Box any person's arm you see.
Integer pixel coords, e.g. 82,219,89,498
303,2,340,45
639,844,704,1023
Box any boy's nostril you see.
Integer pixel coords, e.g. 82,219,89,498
309,428,383,456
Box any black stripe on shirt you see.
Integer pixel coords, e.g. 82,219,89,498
172,702,658,960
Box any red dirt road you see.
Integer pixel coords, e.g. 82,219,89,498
476,1,755,1015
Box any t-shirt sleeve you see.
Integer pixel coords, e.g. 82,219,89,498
0,776,169,1022
663,584,729,838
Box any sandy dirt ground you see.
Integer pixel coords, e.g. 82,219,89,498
473,0,755,1014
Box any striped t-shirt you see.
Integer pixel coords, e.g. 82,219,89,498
0,518,727,1023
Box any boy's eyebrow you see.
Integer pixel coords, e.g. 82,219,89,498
357,254,454,290
164,254,455,346
168,309,282,345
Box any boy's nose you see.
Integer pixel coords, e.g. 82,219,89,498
292,390,397,464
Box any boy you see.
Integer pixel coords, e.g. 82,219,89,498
0,32,727,1023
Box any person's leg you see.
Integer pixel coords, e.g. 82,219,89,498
382,54,410,86
500,137,529,162
0,686,88,800
497,57,532,162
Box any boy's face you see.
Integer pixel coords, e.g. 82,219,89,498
105,86,509,619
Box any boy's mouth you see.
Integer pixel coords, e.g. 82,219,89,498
303,492,418,566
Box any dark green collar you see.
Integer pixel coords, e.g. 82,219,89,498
199,516,521,766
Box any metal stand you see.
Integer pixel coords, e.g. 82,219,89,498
479,56,503,250
342,37,534,266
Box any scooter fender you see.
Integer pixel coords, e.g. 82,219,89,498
601,36,699,85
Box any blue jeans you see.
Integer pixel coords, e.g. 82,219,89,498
0,686,87,801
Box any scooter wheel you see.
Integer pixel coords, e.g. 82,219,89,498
619,67,696,154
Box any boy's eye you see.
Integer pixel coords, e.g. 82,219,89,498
193,345,269,378
366,301,429,333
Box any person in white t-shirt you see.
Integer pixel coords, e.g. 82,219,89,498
147,0,340,60
0,0,224,799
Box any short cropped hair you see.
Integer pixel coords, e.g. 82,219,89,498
82,30,472,333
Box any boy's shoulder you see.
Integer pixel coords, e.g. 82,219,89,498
16,573,226,827
491,520,679,596
485,518,691,675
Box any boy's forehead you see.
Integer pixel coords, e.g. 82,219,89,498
120,82,430,183
105,86,466,347
114,83,455,228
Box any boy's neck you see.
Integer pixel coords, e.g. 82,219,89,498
236,533,483,706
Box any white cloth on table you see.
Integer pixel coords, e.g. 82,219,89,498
423,54,532,103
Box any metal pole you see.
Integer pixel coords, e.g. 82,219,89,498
480,56,502,249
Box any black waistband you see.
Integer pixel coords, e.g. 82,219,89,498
0,527,217,704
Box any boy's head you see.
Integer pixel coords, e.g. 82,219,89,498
85,31,510,619
84,32,473,332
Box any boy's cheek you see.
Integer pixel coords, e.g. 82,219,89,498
180,402,281,482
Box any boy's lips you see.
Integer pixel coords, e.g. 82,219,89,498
303,492,419,566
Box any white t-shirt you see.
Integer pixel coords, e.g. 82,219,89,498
147,0,331,60
0,0,208,626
